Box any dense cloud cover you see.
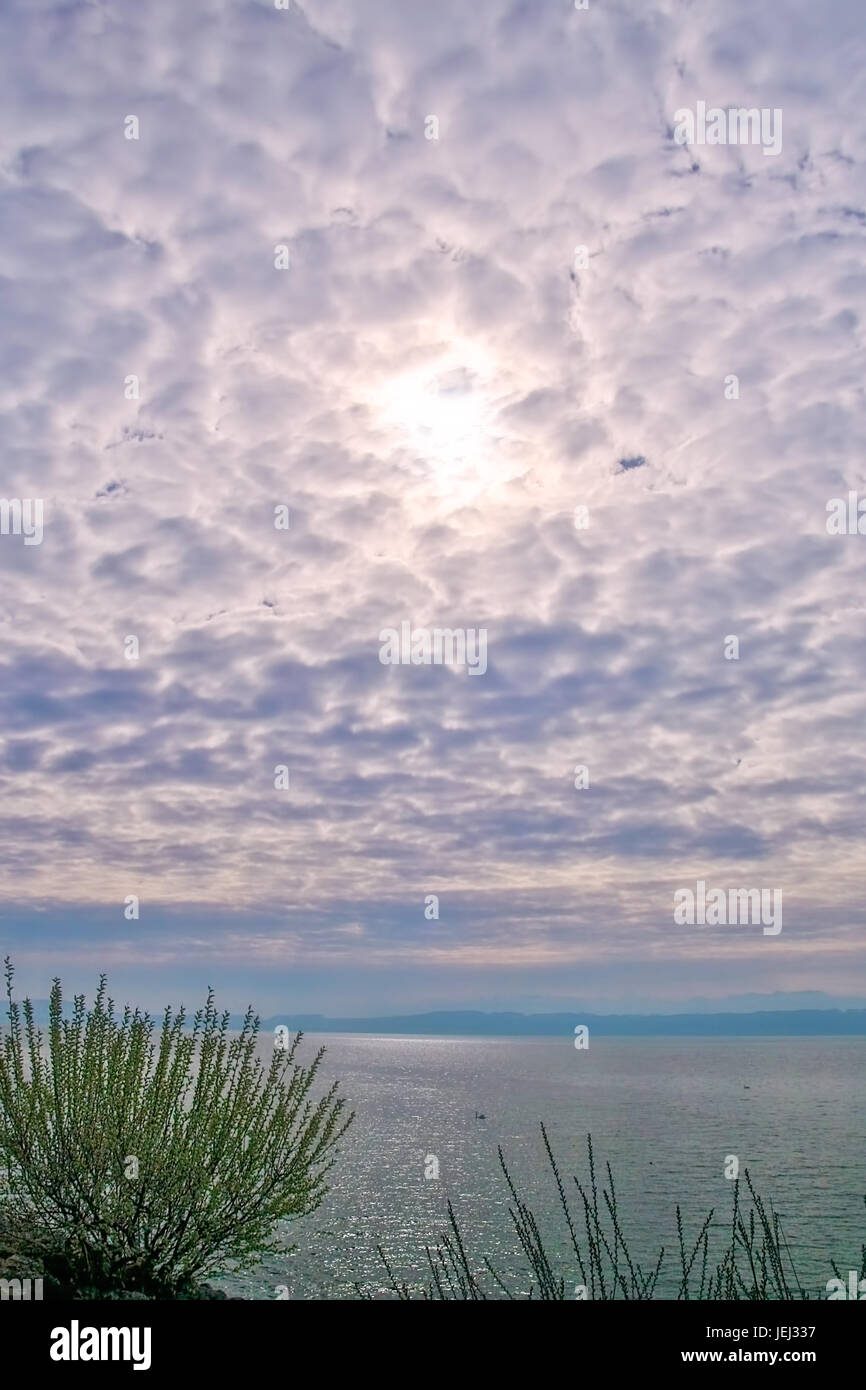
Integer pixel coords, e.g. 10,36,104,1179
1,0,865,1013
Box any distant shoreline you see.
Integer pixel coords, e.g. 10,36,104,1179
9,1006,866,1039
256,1009,866,1038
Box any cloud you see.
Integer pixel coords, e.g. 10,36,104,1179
0,0,864,1009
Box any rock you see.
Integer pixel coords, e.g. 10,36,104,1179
0,1206,246,1298
0,1254,37,1281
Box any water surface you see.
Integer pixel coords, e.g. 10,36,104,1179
223,1034,866,1300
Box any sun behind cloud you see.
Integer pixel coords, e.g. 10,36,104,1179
373,340,526,502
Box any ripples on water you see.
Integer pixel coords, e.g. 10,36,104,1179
222,1035,866,1300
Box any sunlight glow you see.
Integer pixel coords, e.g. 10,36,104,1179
376,347,501,496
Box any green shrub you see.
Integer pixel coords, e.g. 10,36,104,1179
0,960,352,1297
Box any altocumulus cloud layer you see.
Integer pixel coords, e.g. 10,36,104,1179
1,0,865,1013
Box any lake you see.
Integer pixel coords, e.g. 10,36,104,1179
222,1034,866,1300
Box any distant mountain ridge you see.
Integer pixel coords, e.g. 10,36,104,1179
9,1003,866,1037
252,1008,866,1037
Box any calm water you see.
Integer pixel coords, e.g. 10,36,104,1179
222,1035,866,1300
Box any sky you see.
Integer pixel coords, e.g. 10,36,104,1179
1,0,865,1017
